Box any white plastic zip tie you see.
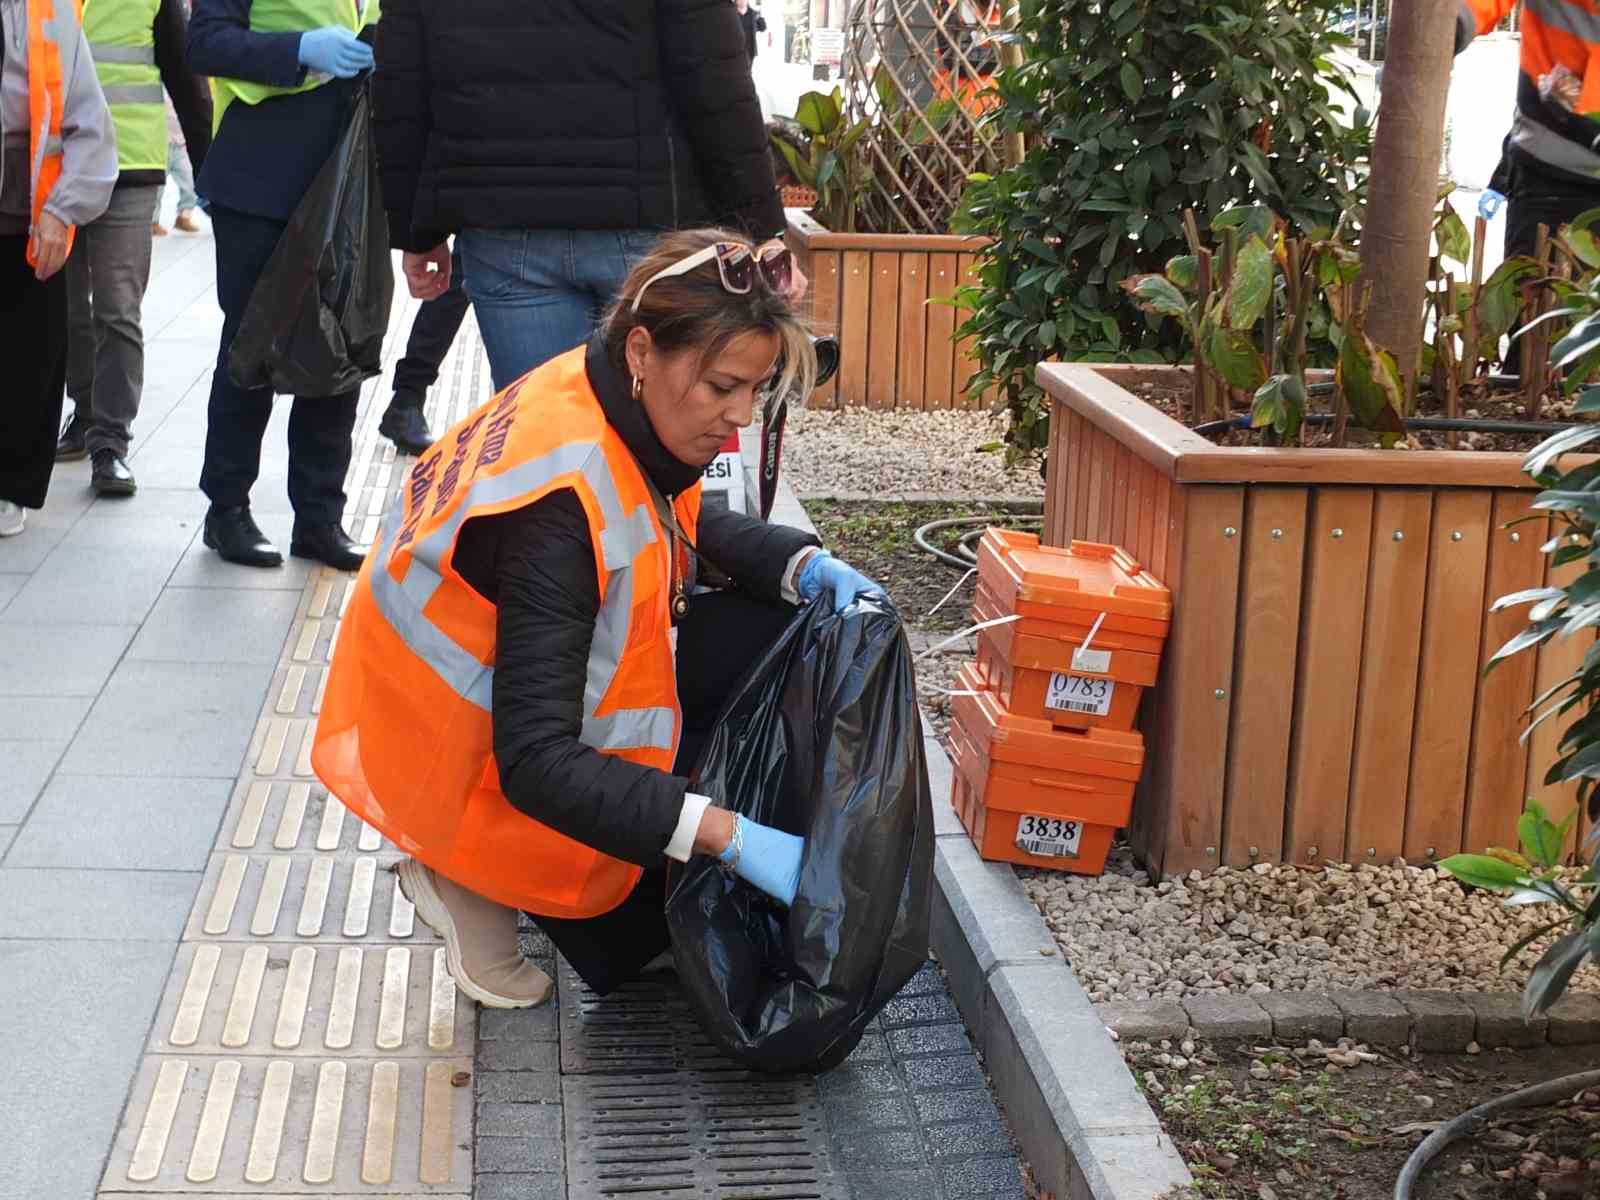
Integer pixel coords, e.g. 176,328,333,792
927,568,978,619
915,613,1021,663
1079,611,1108,654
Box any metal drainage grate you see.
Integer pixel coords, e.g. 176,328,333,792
563,1070,846,1200
558,957,727,1075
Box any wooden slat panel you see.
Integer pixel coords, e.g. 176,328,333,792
1463,492,1549,853
1222,487,1308,866
1044,404,1066,546
1126,453,1155,569
1073,422,1095,543
924,253,959,410
1142,486,1244,876
896,253,930,410
1284,489,1376,864
867,254,901,409
1108,443,1131,550
1526,528,1589,861
1404,491,1493,862
1147,468,1174,583
836,251,871,408
808,251,841,408
1054,409,1078,547
1083,426,1108,543
954,252,981,409
1344,490,1434,863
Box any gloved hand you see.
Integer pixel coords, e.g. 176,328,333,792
797,550,884,614
298,26,373,78
1479,189,1507,222
719,814,804,907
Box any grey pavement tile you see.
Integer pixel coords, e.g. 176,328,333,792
888,1023,973,1057
61,660,272,778
478,1003,559,1042
0,825,14,859
167,525,316,590
880,991,962,1028
0,573,24,612
0,697,93,742
845,1031,890,1064
899,961,945,996
0,741,67,823
0,623,135,695
476,1174,566,1200
477,1102,563,1139
846,1169,941,1200
127,588,301,665
478,1039,559,1072
821,1089,917,1132
941,1156,1026,1197
0,938,175,1200
0,507,79,572
478,1071,561,1103
902,1054,989,1092
817,1061,903,1099
912,1089,1004,1127
2,546,187,626
59,493,203,550
6,775,232,870
0,867,200,940
476,1136,563,1173
927,1118,1011,1161
834,1129,928,1170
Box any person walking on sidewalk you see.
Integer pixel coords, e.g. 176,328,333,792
0,0,118,538
315,231,882,1004
55,0,211,498
373,0,800,392
378,239,466,456
159,90,203,233
188,0,378,570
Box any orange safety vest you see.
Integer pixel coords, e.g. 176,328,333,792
313,346,702,919
1463,0,1600,179
24,0,80,268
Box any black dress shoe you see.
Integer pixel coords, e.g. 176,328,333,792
204,504,283,568
56,415,87,461
90,448,137,496
378,394,435,457
290,523,369,572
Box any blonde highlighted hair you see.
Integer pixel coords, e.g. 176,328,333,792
602,229,817,407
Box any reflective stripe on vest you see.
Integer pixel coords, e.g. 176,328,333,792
210,0,381,133
85,0,165,170
1511,110,1600,180
26,0,79,269
367,439,674,754
1525,0,1600,42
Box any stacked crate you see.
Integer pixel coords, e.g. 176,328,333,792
949,530,1172,875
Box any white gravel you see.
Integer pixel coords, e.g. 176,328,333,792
1024,858,1600,1003
782,407,1043,499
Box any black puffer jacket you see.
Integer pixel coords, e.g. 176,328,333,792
452,337,818,866
373,0,786,254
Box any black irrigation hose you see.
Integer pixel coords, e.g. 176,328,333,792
914,515,1044,570
1394,1068,1600,1200
1193,412,1574,438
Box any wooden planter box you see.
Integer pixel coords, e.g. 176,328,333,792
786,209,989,410
1040,362,1587,878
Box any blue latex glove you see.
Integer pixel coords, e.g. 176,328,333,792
797,551,884,614
1479,189,1507,222
298,27,373,78
719,815,804,907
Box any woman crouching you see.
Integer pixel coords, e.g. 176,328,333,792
314,229,882,1003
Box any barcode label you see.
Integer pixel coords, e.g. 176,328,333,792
1015,814,1083,858
1045,672,1114,717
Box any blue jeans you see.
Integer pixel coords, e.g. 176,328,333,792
457,228,658,391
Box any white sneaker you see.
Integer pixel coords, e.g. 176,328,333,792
0,501,24,537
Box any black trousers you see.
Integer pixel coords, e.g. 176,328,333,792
1505,161,1600,261
392,245,469,399
529,590,795,995
199,205,358,527
0,236,68,509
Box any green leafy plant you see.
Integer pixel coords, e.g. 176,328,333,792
953,0,1370,461
768,89,872,233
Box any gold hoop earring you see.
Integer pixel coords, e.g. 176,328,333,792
631,375,642,402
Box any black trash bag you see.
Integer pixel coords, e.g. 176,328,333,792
228,81,392,397
666,596,934,1073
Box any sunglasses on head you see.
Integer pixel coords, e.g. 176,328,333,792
630,239,793,313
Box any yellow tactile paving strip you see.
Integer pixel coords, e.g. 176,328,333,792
99,308,494,1199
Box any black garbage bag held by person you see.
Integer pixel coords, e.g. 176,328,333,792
667,596,934,1073
228,80,392,397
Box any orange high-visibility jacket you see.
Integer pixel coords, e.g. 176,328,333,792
25,0,80,268
1461,0,1600,182
313,346,702,919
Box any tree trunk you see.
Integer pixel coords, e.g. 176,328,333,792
1360,0,1458,406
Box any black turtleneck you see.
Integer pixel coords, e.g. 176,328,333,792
450,342,819,869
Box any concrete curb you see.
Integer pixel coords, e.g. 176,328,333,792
1096,989,1600,1052
775,458,1191,1198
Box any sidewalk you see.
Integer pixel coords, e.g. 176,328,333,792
1,233,1027,1200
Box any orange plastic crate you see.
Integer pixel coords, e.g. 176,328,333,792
976,530,1172,641
974,626,1145,732
949,665,1143,875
